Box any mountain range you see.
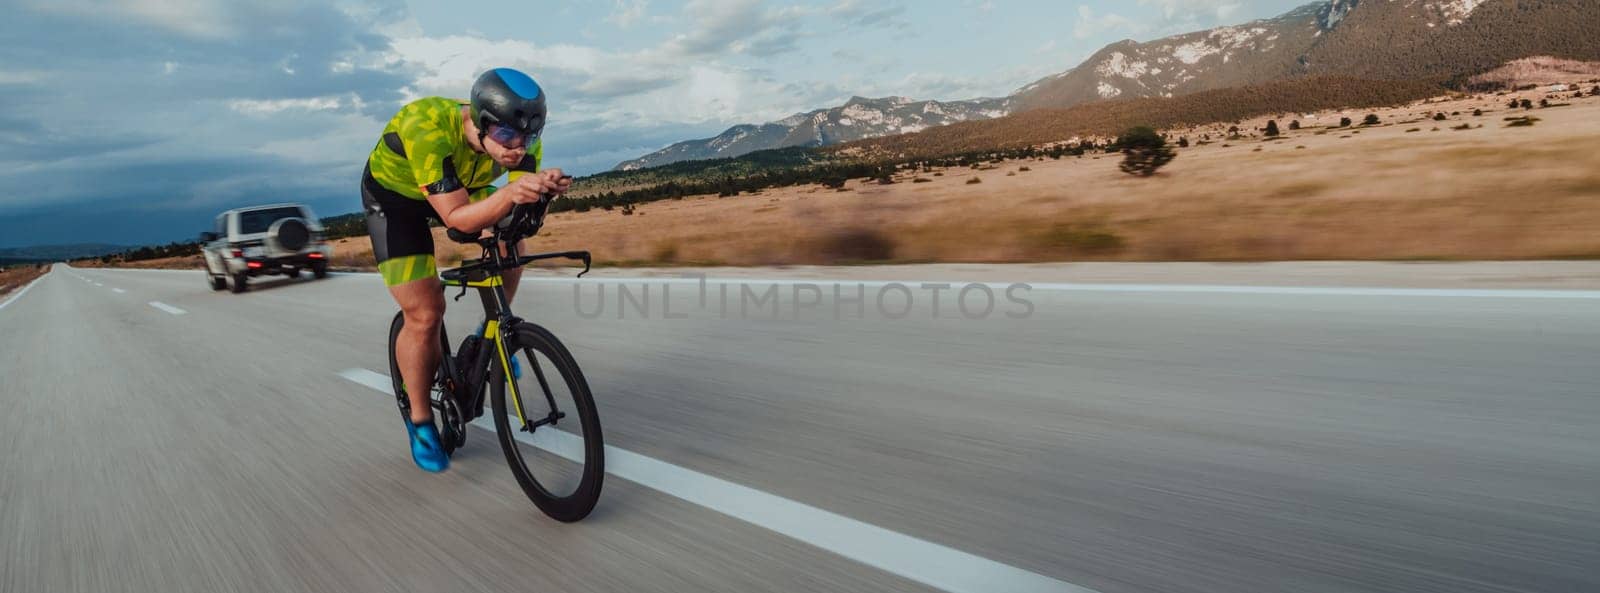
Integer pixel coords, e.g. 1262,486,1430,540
615,0,1600,171
614,96,1012,171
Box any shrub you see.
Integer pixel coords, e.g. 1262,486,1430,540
1433,112,1447,121
1362,114,1381,126
912,177,932,183
1289,120,1301,130
966,176,982,184
1540,98,1550,108
1452,123,1473,130
1405,128,1421,133
1520,99,1533,109
812,228,895,263
1507,98,1520,109
1176,137,1190,148
1592,85,1600,96
1473,108,1483,116
1505,116,1539,127
1339,117,1352,127
1264,120,1280,137
1018,166,1031,172
1116,126,1175,177
1033,224,1126,256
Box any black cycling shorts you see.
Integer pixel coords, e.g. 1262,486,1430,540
362,165,441,286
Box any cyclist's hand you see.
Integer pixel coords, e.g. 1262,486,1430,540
501,181,545,205
521,168,570,198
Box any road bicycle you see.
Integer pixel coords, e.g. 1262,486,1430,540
386,190,603,522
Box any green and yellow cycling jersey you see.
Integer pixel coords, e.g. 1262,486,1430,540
362,96,544,286
366,96,542,203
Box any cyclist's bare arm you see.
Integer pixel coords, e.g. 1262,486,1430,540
427,169,570,234
432,171,556,231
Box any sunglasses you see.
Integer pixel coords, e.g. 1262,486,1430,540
486,123,535,149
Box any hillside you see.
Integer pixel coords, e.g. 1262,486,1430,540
617,0,1600,170
833,76,1445,161
1012,0,1600,110
614,96,1012,171
1011,3,1328,111
1303,0,1600,82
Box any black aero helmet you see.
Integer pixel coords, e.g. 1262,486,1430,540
470,68,546,145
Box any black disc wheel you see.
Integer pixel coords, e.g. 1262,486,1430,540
489,321,604,522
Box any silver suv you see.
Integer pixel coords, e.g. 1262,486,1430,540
200,203,333,293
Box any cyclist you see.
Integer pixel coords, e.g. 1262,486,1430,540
362,68,572,472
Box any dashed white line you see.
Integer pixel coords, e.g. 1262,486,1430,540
112,288,126,294
148,301,187,315
339,367,1092,593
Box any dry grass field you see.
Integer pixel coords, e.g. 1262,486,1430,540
104,86,1600,271
0,264,49,298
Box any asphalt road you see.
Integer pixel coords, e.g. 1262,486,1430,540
2,264,1597,593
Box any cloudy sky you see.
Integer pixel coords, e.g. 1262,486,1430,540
0,0,1307,249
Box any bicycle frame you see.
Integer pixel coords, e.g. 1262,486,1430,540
439,206,590,433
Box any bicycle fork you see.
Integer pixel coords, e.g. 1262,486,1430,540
486,319,566,434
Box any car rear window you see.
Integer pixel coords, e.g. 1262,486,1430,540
238,207,304,234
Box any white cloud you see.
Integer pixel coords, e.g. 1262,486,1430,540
27,0,237,39
1137,0,1243,23
1074,5,1143,40
0,70,47,85
606,0,650,28
227,95,354,116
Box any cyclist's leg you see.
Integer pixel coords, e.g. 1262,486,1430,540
364,169,445,423
391,278,444,423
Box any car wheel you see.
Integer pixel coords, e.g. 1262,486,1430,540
230,272,248,293
287,267,301,279
209,275,226,291
312,260,328,279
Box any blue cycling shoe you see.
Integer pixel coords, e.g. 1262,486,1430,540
405,418,450,473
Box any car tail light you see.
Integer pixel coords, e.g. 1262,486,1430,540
308,252,324,259
247,261,262,269
231,249,243,258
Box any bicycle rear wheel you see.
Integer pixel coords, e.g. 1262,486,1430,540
489,321,604,522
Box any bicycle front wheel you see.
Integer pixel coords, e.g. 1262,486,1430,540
489,321,604,522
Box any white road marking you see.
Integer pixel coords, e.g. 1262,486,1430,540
0,276,45,311
339,367,1093,593
514,276,1600,300
92,282,103,287
148,301,187,315
112,288,127,294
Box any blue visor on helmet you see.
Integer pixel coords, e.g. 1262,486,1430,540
486,123,535,148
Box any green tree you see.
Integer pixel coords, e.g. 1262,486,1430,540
1116,126,1175,178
